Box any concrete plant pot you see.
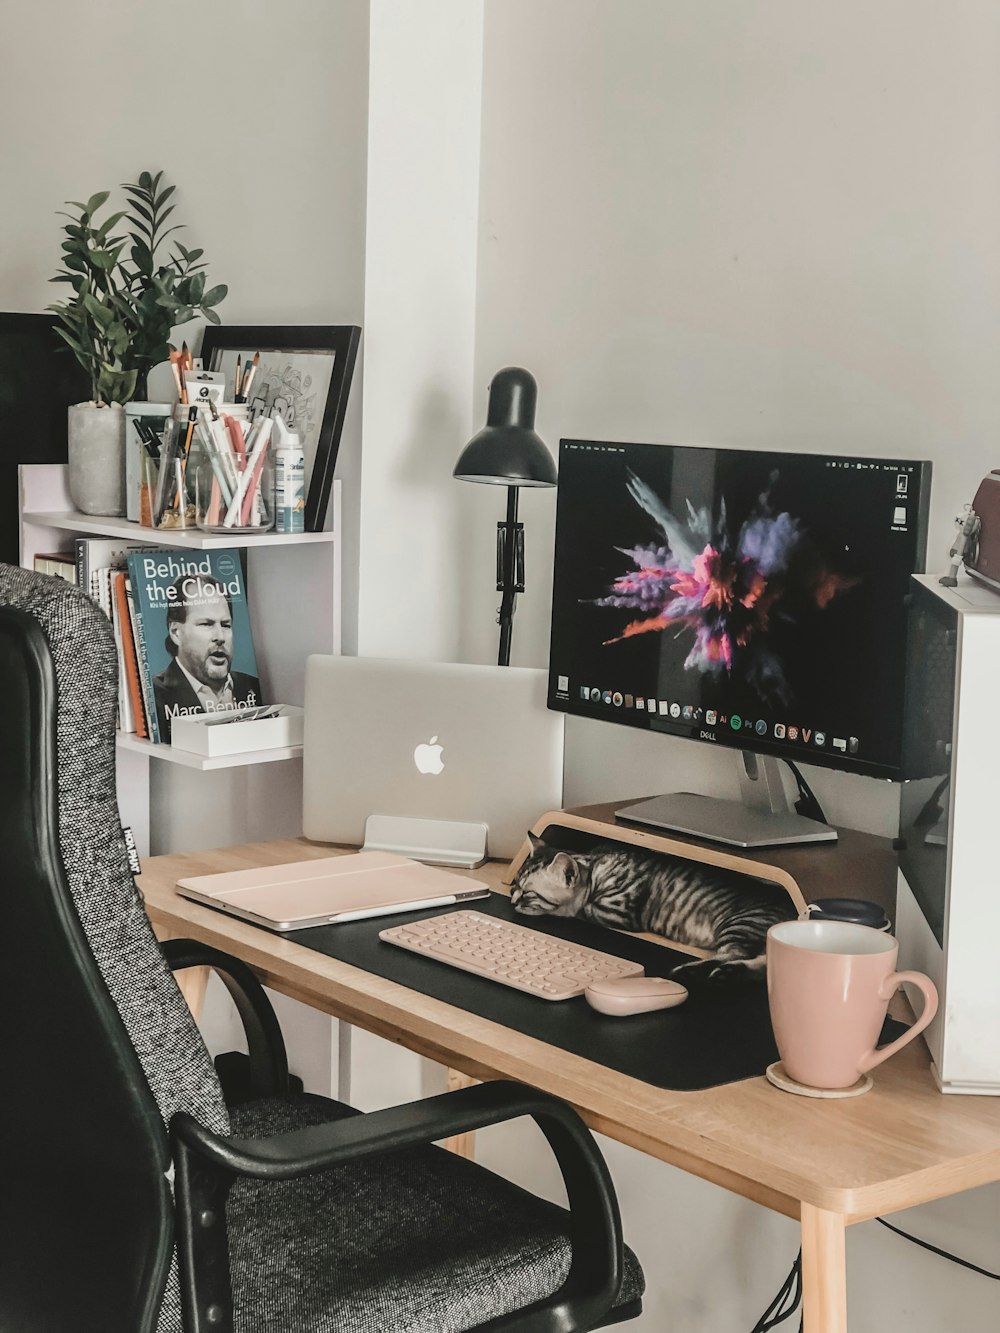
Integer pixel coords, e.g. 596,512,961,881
67,402,127,516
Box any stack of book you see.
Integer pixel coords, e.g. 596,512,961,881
72,538,263,744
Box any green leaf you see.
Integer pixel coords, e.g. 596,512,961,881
82,293,114,327
201,283,227,307
85,190,110,216
204,307,222,325
87,248,115,271
95,210,127,241
126,198,155,229
138,171,152,191
130,240,153,275
154,184,176,209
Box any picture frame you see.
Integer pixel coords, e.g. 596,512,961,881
199,324,361,532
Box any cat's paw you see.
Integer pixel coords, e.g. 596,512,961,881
672,957,764,988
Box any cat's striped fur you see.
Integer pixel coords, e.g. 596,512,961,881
510,833,795,983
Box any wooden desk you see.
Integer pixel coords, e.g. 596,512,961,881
140,838,1000,1333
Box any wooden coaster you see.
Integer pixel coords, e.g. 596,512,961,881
765,1062,873,1099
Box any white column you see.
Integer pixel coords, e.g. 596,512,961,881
358,0,486,664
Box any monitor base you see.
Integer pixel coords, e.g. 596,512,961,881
615,792,837,849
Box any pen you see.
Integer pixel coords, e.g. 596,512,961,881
199,705,283,726
234,354,242,402
133,418,161,459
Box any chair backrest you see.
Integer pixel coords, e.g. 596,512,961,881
0,564,229,1332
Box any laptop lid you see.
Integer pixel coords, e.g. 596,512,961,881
302,657,564,859
176,851,489,931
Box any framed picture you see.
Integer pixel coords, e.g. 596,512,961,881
200,324,361,532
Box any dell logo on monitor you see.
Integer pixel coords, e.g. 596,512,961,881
699,729,717,743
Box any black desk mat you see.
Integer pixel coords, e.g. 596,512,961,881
287,893,906,1092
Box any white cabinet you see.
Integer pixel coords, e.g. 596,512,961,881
19,463,340,854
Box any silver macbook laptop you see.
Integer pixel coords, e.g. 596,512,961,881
302,657,564,862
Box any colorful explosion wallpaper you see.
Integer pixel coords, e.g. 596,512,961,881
594,469,859,707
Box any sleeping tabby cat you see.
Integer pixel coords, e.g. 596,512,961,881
510,833,796,984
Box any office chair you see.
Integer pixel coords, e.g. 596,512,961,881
0,564,644,1333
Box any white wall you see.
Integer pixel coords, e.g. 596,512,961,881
463,3,1000,1328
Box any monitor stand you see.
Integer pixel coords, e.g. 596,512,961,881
615,751,838,849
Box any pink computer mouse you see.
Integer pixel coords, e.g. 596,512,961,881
584,976,689,1016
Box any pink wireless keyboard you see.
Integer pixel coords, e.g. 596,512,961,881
380,909,644,1000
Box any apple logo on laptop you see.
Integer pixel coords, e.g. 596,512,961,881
413,736,444,775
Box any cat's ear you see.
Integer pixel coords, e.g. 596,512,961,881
527,831,545,853
550,851,579,885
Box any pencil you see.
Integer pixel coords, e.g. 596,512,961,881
169,350,185,403
241,351,260,399
234,354,242,402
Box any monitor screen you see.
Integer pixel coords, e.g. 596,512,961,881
548,440,931,781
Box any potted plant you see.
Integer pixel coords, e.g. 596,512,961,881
49,170,227,515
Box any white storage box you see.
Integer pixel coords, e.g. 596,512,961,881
169,705,304,757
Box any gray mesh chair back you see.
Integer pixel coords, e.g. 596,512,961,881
0,564,227,1331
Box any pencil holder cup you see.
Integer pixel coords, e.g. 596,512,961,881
150,403,251,531
194,454,274,534
125,402,171,525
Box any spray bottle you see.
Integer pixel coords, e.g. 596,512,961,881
272,412,305,534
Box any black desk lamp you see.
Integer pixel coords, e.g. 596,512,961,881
453,367,557,666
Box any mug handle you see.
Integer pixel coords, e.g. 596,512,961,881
858,971,939,1074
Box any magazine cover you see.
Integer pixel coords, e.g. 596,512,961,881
125,548,264,743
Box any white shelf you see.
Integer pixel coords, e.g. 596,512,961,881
20,462,340,856
23,510,334,550
116,731,302,772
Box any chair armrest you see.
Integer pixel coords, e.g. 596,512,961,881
160,938,289,1099
172,1080,623,1333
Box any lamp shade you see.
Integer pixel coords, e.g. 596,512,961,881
453,366,557,487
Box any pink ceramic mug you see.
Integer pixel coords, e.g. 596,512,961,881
766,919,938,1090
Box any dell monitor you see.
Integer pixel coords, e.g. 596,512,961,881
547,440,931,847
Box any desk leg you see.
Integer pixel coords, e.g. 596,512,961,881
801,1204,847,1333
443,1069,478,1158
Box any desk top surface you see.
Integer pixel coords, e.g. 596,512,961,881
139,835,1000,1224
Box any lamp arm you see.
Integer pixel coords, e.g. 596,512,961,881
496,485,524,666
